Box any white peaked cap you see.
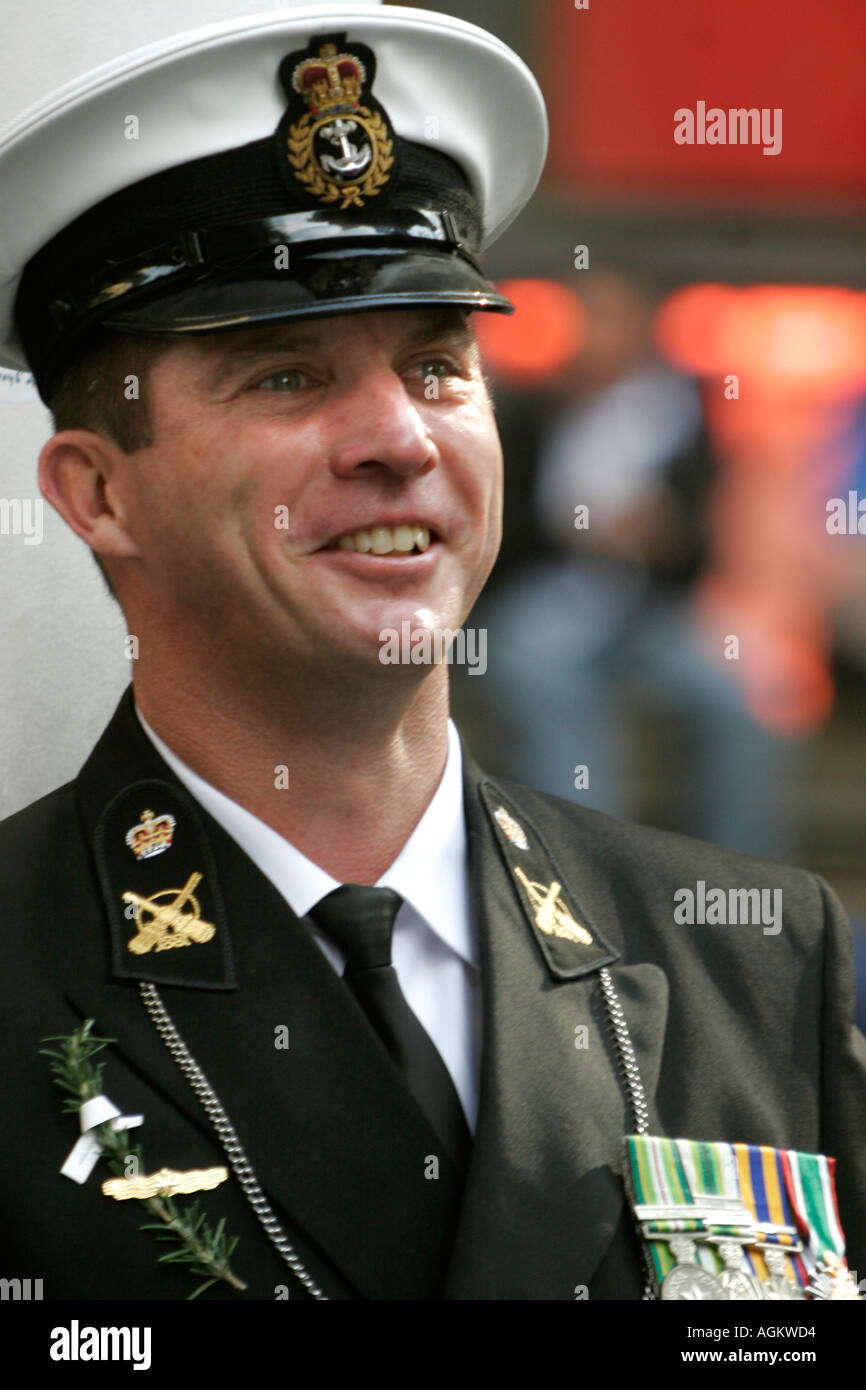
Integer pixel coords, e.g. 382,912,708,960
0,3,548,387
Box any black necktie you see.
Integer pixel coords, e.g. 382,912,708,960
309,884,472,1173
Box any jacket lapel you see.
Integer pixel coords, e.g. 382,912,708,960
73,688,466,1300
69,689,671,1299
445,759,669,1299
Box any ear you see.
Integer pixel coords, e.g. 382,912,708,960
38,430,141,559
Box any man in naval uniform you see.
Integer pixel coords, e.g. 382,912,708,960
1,4,864,1301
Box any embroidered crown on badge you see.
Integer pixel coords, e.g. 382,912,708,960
125,808,176,860
282,37,395,210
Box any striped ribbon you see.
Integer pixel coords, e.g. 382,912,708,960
626,1136,848,1295
733,1141,808,1289
675,1138,753,1239
626,1135,714,1281
782,1149,847,1275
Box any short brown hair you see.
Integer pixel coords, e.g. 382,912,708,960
47,330,171,599
48,328,171,452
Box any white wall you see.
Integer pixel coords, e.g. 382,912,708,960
1,2,341,817
0,403,130,817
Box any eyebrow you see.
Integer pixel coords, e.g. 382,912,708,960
197,310,476,392
404,311,476,349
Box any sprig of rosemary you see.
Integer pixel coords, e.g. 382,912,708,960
41,1019,246,1298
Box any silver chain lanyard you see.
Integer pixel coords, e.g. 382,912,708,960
139,980,328,1300
598,966,655,1299
598,967,650,1135
141,965,651,1301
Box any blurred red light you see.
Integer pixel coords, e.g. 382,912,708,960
655,285,866,397
475,279,585,383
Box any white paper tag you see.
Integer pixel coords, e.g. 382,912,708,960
78,1095,121,1131
0,366,37,401
60,1133,103,1184
60,1095,144,1185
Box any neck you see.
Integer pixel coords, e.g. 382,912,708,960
133,658,452,885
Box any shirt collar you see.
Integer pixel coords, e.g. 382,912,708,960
135,706,476,969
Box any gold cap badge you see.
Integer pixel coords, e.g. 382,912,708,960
281,38,395,210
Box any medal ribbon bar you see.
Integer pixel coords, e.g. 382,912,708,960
624,1136,857,1300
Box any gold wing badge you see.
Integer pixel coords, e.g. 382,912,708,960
102,1166,229,1202
513,866,593,946
123,871,216,955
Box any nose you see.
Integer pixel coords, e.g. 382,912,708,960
327,367,437,480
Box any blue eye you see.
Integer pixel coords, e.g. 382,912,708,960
257,368,307,392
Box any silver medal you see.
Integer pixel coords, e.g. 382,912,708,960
660,1236,726,1301
715,1239,765,1301
762,1247,806,1301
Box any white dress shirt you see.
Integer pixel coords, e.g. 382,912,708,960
136,708,482,1131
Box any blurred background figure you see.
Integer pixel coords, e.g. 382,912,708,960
472,272,798,858
430,5,866,1000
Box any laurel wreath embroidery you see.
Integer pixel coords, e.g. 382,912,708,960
286,107,394,209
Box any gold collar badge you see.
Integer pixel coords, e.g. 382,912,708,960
123,871,216,955
513,866,594,946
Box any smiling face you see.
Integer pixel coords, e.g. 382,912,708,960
100,307,503,684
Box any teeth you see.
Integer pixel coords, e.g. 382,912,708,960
333,524,432,555
370,526,393,555
392,525,415,552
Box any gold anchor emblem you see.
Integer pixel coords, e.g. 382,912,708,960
123,871,216,955
513,867,593,945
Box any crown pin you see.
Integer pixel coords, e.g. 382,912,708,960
125,809,176,860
